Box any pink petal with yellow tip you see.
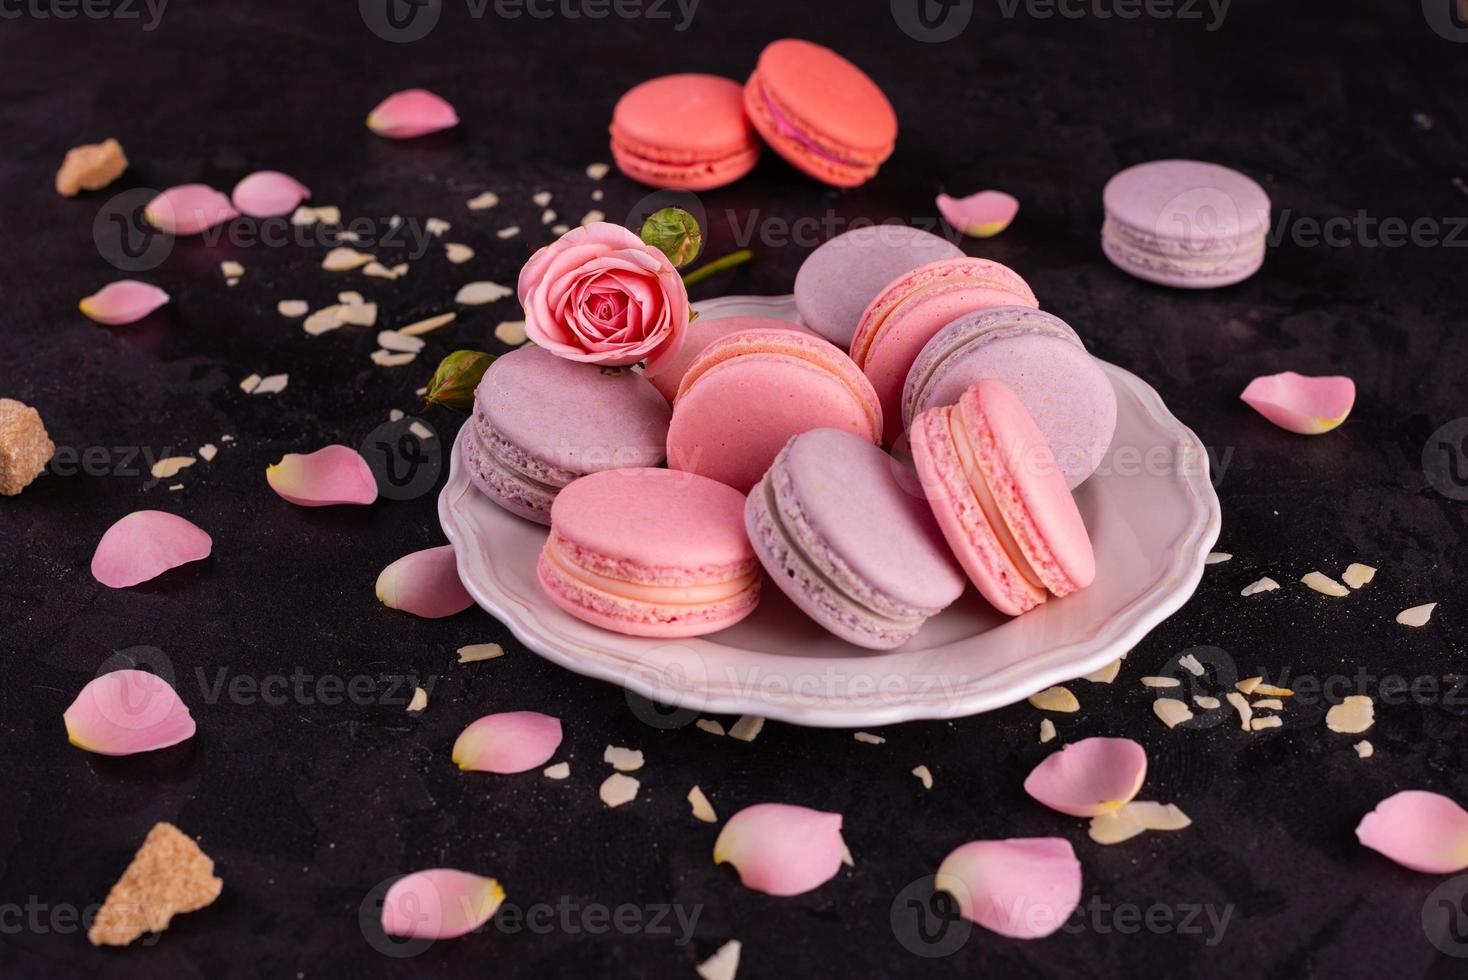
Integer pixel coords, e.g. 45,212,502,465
79,280,170,325
1023,736,1147,817
367,89,459,139
91,510,212,588
1356,790,1468,874
935,838,1081,940
1241,371,1356,435
376,544,473,618
144,184,239,235
937,190,1020,238
452,711,563,773
713,803,844,897
231,170,311,218
63,669,196,756
265,445,378,507
381,869,505,940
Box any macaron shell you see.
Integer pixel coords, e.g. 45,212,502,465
1103,159,1270,242
537,549,759,638
610,74,759,190
645,316,814,404
463,423,558,525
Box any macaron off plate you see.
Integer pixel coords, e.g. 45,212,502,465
911,380,1096,616
538,468,761,637
611,74,759,190
746,429,965,650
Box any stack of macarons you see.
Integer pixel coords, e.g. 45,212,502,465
609,39,897,190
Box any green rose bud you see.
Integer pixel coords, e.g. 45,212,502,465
423,350,496,412
639,207,703,268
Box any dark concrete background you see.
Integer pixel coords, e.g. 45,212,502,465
2,1,1467,976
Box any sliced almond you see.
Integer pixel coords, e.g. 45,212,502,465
580,210,605,226
197,443,218,463
585,162,610,180
338,303,379,327
150,456,195,480
377,329,425,353
370,349,417,367
455,281,513,305
406,686,427,714
1252,698,1285,711
532,191,552,207
1225,692,1253,731
425,217,451,237
1342,563,1377,589
551,223,570,235
1083,659,1122,684
1354,740,1374,759
541,208,557,225
253,373,288,395
1205,552,1233,564
277,299,308,318
304,305,346,335
1255,683,1294,697
687,785,717,823
598,772,639,808
467,191,499,210
1028,686,1080,713
494,320,528,346
1241,577,1280,597
363,261,401,280
1250,716,1283,731
313,206,341,224
399,312,456,337
220,260,244,278
696,939,741,980
496,225,520,239
1325,695,1374,734
1141,676,1181,688
543,762,570,780
853,732,885,745
1039,718,1057,743
1178,654,1206,676
729,715,764,742
409,421,433,441
603,745,644,772
457,642,503,664
1193,696,1221,709
239,373,262,393
1236,676,1262,695
695,718,725,737
445,242,475,264
1397,603,1437,627
1153,698,1193,728
321,247,374,271
1302,571,1350,597
911,765,933,790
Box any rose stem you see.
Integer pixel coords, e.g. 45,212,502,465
681,249,752,288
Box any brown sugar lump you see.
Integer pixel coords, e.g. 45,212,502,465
88,822,223,946
55,138,128,197
0,398,55,495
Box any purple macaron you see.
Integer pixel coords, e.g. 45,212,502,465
465,346,671,524
794,224,963,350
1101,159,1271,288
745,427,965,650
901,306,1116,489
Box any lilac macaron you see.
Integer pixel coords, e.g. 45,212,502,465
901,307,1116,489
1101,159,1271,288
745,427,965,649
465,346,671,524
794,224,963,350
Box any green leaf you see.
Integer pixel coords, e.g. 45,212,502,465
423,350,496,412
639,207,703,267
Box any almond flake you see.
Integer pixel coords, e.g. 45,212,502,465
1354,740,1374,758
541,208,557,225
457,642,504,663
585,162,610,180
494,320,527,345
290,206,318,226
687,785,717,823
580,210,605,226
1088,801,1191,846
1083,659,1122,683
425,217,451,237
467,191,499,210
1252,698,1284,711
543,762,570,780
225,277,240,287
1178,654,1206,676
1205,552,1233,564
406,686,427,713
1088,809,1147,845
695,719,725,736
197,443,218,462
591,188,604,201
1302,571,1350,597
532,191,552,207
1029,686,1079,713
377,329,424,353
339,303,378,327
391,263,409,276
1153,698,1193,728
1241,577,1280,596
840,838,854,867
150,456,195,479
1342,563,1377,589
253,373,288,395
363,261,401,280
1039,718,1057,743
603,745,644,772
313,206,341,224
729,715,764,742
1250,715,1283,731
1236,677,1262,695
1255,683,1294,697
853,731,885,745
220,260,244,278
399,312,456,337
338,291,363,305
598,772,639,808
371,349,417,367
1141,676,1181,688
389,409,405,421
551,223,570,235
335,231,361,243
496,225,520,239
445,242,475,264
1194,695,1221,710
87,823,222,946
696,939,741,980
1396,603,1436,627
455,281,513,305
168,484,184,492
409,421,433,441
239,373,262,393
277,299,308,318
321,247,374,271
911,765,933,790
1225,692,1253,731
1325,695,1374,734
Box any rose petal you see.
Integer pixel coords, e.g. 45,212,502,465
380,869,504,940
91,510,212,588
937,190,1020,238
376,545,473,619
934,838,1082,940
1023,737,1148,817
1357,790,1468,873
1240,371,1356,435
79,280,170,325
144,184,239,235
63,669,195,756
231,170,311,218
265,445,378,507
452,711,563,773
713,803,844,897
367,89,459,139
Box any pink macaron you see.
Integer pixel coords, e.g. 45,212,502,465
611,74,759,190
910,380,1095,617
644,315,816,404
538,468,761,637
743,39,897,188
850,257,1039,444
667,328,883,493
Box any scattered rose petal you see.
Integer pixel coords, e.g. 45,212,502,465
696,939,741,980
1028,686,1079,713
912,765,934,789
367,88,459,139
1250,716,1282,731
455,281,513,305
467,191,499,210
91,510,212,588
1357,791,1468,873
445,242,474,264
277,299,308,318
853,731,885,745
1397,602,1437,627
934,838,1081,940
1141,676,1180,688
1241,371,1356,435
937,190,1020,238
729,715,764,742
1024,737,1147,817
380,869,504,940
453,710,563,773
1302,571,1349,596
600,772,640,808
586,162,609,179
1206,552,1232,564
1039,719,1056,743
714,803,844,896
79,280,170,325
322,247,375,271
696,719,726,737
145,184,238,235
1241,577,1279,596
64,669,196,755
56,138,127,197
1083,659,1122,683
543,762,570,780
376,545,473,619
1355,740,1374,758
1326,695,1374,734
458,643,503,664
406,686,428,714
266,445,376,507
1153,698,1193,728
87,823,221,946
253,373,289,395
604,745,645,772
231,170,310,218
1342,562,1377,589
689,785,718,823
494,320,527,346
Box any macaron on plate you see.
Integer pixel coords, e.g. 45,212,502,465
440,294,1220,728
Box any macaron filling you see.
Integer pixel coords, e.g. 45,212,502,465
756,84,865,168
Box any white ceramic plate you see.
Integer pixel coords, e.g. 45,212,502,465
440,295,1221,728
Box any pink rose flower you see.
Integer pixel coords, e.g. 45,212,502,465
517,222,690,374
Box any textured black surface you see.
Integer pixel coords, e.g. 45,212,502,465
3,2,1468,977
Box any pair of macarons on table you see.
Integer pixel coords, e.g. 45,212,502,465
462,222,1115,652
